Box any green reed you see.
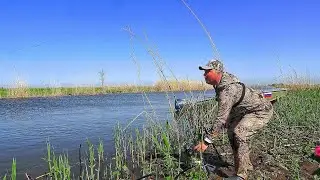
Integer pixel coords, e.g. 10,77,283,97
1,158,16,180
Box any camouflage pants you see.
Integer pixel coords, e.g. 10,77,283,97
227,107,273,178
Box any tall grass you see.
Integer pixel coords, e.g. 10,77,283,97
44,141,71,180
153,79,211,92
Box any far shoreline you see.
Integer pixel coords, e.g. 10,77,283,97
0,81,212,99
0,82,311,100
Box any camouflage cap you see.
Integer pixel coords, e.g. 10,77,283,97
199,59,224,72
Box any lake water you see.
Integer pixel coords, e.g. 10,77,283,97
0,90,215,178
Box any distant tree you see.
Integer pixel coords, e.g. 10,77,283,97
98,69,105,88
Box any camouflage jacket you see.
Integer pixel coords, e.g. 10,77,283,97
212,72,273,131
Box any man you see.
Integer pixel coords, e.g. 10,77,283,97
194,59,273,180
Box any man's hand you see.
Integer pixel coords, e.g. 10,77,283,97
193,128,222,152
193,141,208,152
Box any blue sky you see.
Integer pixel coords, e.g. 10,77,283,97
0,0,319,87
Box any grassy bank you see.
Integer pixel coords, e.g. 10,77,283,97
2,88,319,179
106,88,320,179
0,80,211,99
250,88,320,179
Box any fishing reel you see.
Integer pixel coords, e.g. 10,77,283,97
197,126,215,145
203,134,214,145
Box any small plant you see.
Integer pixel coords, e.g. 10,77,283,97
44,141,71,180
97,139,104,180
86,139,96,180
11,158,16,180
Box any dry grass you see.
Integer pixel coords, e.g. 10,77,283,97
153,79,211,92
